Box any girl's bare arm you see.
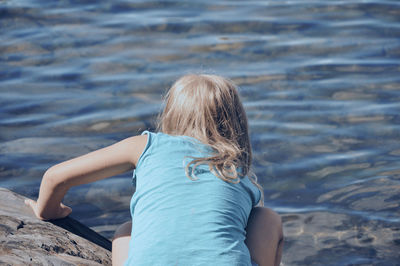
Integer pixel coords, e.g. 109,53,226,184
26,135,147,220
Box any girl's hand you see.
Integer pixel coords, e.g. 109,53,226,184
25,199,72,220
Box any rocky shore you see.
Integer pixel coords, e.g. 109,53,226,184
2,187,398,265
0,188,111,265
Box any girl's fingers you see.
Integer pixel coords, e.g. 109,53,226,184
25,199,42,219
61,205,72,217
24,199,37,210
60,202,72,215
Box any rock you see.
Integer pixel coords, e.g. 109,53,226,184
281,211,400,265
0,188,111,265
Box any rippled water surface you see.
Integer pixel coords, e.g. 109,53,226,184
1,0,400,265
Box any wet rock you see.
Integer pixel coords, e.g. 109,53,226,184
0,188,111,265
281,211,400,265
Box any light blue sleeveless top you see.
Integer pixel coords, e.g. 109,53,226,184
124,131,261,266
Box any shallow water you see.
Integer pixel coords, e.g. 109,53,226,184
1,0,400,265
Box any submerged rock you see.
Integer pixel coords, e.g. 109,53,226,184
281,211,400,265
0,188,111,265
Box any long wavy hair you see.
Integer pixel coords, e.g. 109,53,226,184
158,74,263,205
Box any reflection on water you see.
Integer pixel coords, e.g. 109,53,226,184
1,0,400,265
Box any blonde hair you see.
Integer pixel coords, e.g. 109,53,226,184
158,74,263,205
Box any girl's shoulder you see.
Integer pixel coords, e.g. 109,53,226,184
118,134,148,166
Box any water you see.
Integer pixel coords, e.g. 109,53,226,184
1,0,400,265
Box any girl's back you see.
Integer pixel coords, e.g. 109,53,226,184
125,131,261,266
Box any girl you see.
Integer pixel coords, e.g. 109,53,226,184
26,74,283,266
